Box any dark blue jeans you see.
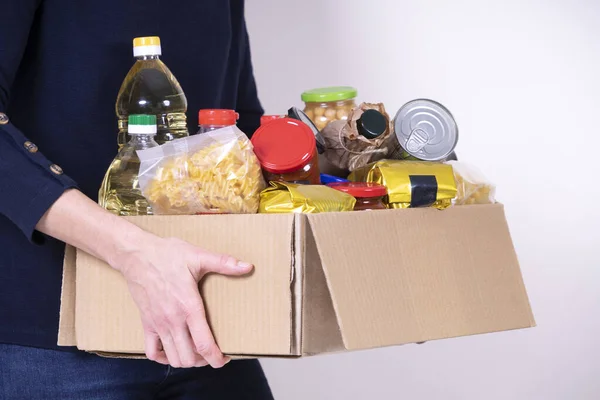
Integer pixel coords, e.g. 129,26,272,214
0,344,273,399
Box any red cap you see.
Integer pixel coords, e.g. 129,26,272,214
327,182,387,198
251,118,316,174
198,109,239,126
260,115,285,126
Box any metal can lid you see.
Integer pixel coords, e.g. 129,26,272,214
393,99,458,161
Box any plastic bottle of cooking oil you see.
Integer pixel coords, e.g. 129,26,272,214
116,36,188,148
99,114,158,216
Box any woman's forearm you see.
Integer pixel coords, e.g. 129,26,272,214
36,189,151,270
37,188,252,368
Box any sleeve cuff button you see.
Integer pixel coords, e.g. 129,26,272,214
24,141,38,153
50,164,63,175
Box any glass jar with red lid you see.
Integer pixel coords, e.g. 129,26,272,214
197,109,239,133
260,115,285,126
327,182,387,211
251,118,321,185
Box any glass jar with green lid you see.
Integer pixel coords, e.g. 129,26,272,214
301,86,357,131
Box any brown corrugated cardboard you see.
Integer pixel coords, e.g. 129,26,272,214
304,204,534,351
58,204,535,358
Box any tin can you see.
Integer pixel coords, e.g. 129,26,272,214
390,99,458,161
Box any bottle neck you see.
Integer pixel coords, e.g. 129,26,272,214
135,54,160,61
128,134,158,147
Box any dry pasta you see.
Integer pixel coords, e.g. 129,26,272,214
137,126,266,215
446,160,496,205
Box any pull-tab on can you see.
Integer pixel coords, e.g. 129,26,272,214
392,99,458,161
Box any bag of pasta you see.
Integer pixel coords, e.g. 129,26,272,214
446,161,496,205
349,160,457,210
137,126,266,215
259,182,356,214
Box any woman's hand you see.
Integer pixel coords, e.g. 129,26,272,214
37,189,252,368
112,235,253,368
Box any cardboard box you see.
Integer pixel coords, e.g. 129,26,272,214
58,204,535,358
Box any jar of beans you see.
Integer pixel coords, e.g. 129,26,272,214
301,86,357,131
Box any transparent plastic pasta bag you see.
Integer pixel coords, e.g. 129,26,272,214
446,160,496,205
137,126,266,214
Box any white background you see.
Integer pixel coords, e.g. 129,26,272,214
246,0,600,399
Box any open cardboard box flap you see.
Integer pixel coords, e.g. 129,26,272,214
58,204,535,358
301,204,535,353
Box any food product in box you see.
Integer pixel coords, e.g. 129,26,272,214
447,161,496,205
389,99,458,161
137,126,265,214
287,107,326,154
99,114,159,216
301,86,357,131
320,173,350,185
349,160,457,209
260,115,286,126
251,118,321,185
259,182,355,214
197,109,238,133
327,182,388,211
321,103,395,172
116,36,188,148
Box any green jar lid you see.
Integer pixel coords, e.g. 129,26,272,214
128,114,157,125
301,86,358,103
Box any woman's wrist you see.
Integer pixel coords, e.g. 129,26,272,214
102,221,157,272
37,189,156,272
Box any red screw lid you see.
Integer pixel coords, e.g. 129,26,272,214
327,182,387,198
260,115,286,126
251,118,316,174
198,109,239,126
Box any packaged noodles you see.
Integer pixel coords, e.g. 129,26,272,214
348,160,456,210
137,126,266,214
446,161,496,205
259,182,356,214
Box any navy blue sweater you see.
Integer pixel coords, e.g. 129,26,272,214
0,0,262,349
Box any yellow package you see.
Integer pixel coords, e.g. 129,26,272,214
137,126,266,214
348,160,456,209
446,161,496,205
259,182,356,214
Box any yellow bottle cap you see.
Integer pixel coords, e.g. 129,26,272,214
132,36,162,57
133,36,161,47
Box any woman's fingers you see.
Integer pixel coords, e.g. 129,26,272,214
170,321,207,368
184,293,230,368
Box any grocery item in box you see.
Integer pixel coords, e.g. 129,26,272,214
251,118,321,185
321,103,395,172
288,107,326,154
349,160,457,209
137,126,266,214
116,36,188,148
301,86,358,130
320,173,349,185
389,99,458,162
260,115,286,126
99,114,159,216
259,182,355,214
447,161,496,205
197,109,238,133
327,182,388,211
